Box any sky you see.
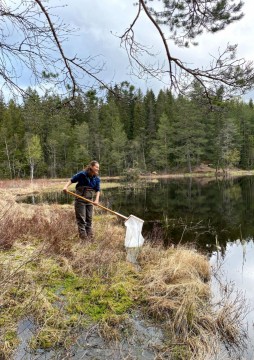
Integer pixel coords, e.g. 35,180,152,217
2,0,254,101
49,0,254,101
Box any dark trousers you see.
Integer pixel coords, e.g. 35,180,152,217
75,187,94,239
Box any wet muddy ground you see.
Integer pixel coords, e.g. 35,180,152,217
14,313,167,359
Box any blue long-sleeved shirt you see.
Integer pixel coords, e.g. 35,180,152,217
71,171,100,192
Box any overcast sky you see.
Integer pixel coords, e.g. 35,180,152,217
48,0,254,100
54,0,254,99
3,0,254,101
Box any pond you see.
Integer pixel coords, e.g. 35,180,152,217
17,176,254,358
106,177,254,246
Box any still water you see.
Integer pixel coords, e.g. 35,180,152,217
18,176,254,358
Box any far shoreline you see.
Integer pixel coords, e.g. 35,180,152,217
1,168,254,196
102,168,254,181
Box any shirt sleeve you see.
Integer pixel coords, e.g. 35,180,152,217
95,177,100,192
70,172,81,183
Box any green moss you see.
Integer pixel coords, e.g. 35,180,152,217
30,329,61,349
171,344,191,360
9,286,27,300
4,330,16,342
3,329,19,350
50,267,138,321
25,267,137,351
0,240,139,355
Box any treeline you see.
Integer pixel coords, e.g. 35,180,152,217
0,81,254,179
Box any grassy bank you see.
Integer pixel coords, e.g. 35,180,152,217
0,180,247,359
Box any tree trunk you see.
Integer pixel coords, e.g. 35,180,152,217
4,138,12,179
187,149,192,173
30,162,34,181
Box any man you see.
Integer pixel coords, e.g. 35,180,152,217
63,160,100,240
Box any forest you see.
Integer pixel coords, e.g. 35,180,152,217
0,81,254,179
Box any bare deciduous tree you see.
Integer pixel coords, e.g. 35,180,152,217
0,0,111,100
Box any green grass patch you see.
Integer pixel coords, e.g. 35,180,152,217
63,274,135,321
0,241,138,355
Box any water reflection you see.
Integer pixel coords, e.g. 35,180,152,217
211,240,254,360
17,191,74,205
104,176,254,252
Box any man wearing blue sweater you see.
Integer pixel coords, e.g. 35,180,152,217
63,160,100,240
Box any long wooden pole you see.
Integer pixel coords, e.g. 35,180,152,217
66,190,128,220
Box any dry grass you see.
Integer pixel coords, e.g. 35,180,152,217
0,182,249,360
0,188,135,358
138,245,248,359
139,245,212,358
0,202,75,250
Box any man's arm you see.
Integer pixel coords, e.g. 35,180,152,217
94,191,100,204
63,179,72,192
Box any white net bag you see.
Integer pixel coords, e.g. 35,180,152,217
124,215,145,248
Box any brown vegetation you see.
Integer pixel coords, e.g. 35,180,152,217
0,180,248,359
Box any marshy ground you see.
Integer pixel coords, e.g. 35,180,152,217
0,179,248,359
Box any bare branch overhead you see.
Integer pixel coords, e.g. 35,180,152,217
0,0,254,101
120,0,254,98
0,0,114,100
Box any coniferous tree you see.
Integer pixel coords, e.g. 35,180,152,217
0,100,25,178
216,117,240,169
144,89,157,169
110,115,128,174
84,91,102,162
150,112,173,171
132,89,147,170
47,115,72,177
99,98,128,174
110,82,136,140
71,122,90,173
237,102,254,169
155,89,174,123
171,96,207,172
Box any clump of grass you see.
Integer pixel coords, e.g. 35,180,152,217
212,287,249,355
0,199,78,251
140,245,210,324
70,217,126,276
139,244,247,359
0,204,26,249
